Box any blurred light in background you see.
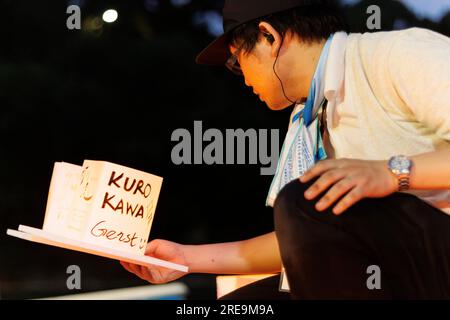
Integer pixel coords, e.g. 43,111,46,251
170,0,192,8
401,0,450,21
341,0,450,22
83,16,103,35
67,0,85,7
192,10,223,37
102,9,118,23
144,0,160,13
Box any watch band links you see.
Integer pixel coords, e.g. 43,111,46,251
398,174,410,191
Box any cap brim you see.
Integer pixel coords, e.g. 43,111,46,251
195,33,230,66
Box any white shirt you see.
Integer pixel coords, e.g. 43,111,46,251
303,29,450,216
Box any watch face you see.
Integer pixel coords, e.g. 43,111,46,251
389,155,411,174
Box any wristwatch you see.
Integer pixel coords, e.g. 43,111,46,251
388,155,413,191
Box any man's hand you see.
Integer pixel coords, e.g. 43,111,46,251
121,239,189,284
299,158,398,215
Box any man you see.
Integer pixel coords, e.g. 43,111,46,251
122,0,450,299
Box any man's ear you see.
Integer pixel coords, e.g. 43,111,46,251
258,22,282,57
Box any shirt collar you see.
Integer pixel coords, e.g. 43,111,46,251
289,32,348,128
324,32,347,100
323,31,348,127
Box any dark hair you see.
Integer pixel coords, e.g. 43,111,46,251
228,0,347,53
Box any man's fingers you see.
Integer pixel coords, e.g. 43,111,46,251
121,262,147,280
125,262,147,278
138,265,156,283
332,187,364,215
145,240,160,256
304,169,346,200
314,178,355,212
300,160,337,183
120,261,135,274
121,261,160,283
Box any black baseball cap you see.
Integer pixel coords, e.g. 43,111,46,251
195,0,318,66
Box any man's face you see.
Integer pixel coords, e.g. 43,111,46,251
230,41,292,110
229,24,324,111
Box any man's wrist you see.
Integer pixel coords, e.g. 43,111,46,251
383,160,399,191
182,244,197,273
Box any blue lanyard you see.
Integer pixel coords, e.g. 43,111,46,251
291,36,332,126
290,36,333,161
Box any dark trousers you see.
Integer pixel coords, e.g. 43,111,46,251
221,178,450,300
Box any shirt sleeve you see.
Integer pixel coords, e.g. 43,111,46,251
387,28,450,141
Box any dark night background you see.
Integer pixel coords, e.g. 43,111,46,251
0,0,449,299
